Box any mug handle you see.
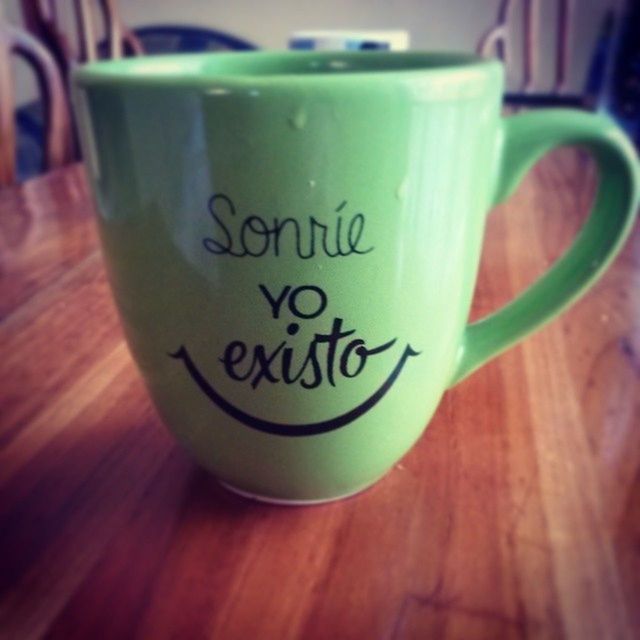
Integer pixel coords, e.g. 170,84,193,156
450,109,639,386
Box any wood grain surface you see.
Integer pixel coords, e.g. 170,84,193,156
0,152,638,640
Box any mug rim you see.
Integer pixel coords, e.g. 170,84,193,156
73,50,501,88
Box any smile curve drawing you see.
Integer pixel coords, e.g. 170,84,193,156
170,344,420,437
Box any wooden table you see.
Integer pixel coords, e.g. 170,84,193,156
1,153,638,640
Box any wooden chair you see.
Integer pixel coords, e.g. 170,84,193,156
477,0,583,107
20,0,143,84
0,22,72,187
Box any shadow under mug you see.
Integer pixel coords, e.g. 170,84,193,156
73,51,639,504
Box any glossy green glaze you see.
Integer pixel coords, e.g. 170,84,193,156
73,51,639,502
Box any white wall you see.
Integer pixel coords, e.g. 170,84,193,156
3,0,621,95
118,0,618,93
2,0,21,25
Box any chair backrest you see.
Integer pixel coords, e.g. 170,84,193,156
0,22,72,187
477,0,574,94
133,25,257,55
20,0,143,82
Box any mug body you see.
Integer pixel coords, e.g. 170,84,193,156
74,51,503,502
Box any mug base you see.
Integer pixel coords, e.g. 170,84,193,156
218,479,375,506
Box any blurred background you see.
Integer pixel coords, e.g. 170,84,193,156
1,0,638,185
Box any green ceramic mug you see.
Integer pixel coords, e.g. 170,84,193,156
73,51,639,504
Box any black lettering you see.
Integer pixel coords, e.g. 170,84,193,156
203,194,246,257
315,317,355,386
310,217,340,258
201,194,374,260
340,340,367,377
250,343,285,389
272,217,305,258
241,216,270,257
258,284,291,319
288,285,328,320
299,341,323,389
282,342,323,388
219,341,253,381
348,213,374,255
